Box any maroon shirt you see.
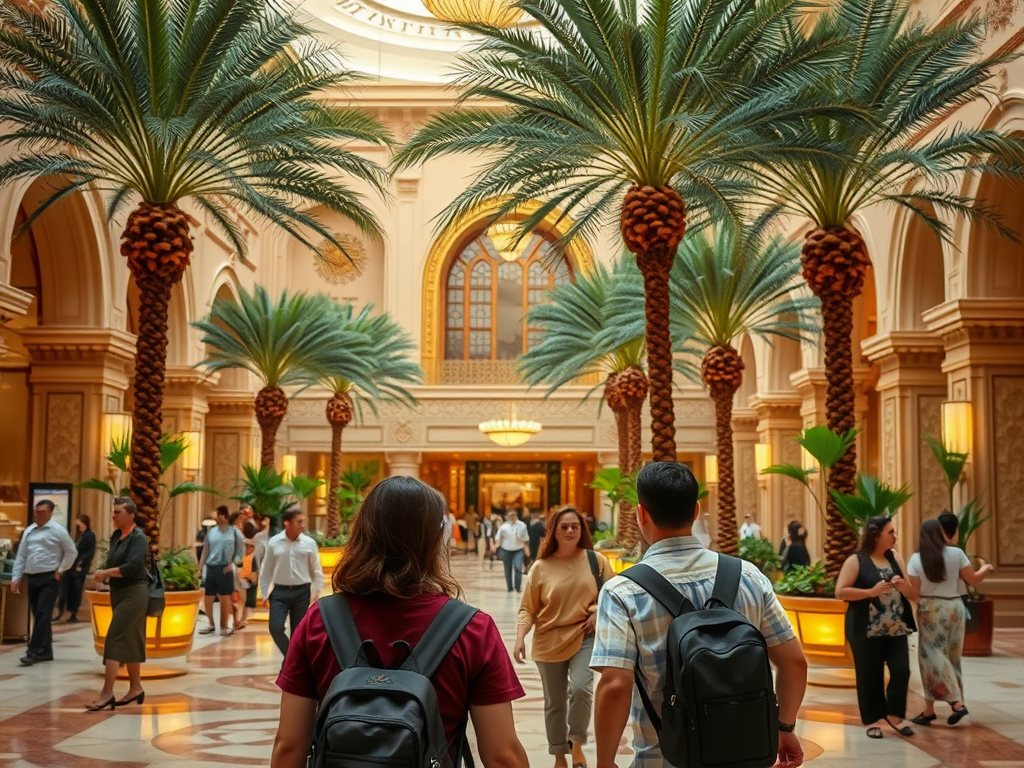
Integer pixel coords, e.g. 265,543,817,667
277,592,525,747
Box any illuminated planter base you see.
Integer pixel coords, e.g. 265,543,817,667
777,594,853,669
318,547,345,597
87,589,203,659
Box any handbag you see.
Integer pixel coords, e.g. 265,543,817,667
147,550,165,618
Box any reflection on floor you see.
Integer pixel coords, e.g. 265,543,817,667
1,553,1022,768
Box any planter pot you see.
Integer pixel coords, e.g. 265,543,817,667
962,597,993,657
777,593,853,668
87,588,203,659
318,547,345,596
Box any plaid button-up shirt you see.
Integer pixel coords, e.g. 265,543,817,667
590,536,796,768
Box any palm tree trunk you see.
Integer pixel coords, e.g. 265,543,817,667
621,185,686,464
711,386,739,555
121,202,192,550
612,403,639,547
802,226,868,576
618,365,649,549
327,420,343,538
255,386,289,469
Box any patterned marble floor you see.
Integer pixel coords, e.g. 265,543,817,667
1,553,1022,768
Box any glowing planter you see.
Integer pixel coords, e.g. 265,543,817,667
87,589,203,659
318,547,345,596
777,594,853,668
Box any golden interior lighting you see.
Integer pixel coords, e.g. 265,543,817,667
422,0,523,27
180,431,202,474
704,455,719,484
941,401,973,455
281,454,297,482
478,406,542,447
487,221,530,262
102,413,132,452
754,443,773,474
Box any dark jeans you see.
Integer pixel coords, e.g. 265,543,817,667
850,634,911,725
26,572,60,658
59,570,87,617
500,548,524,592
268,584,311,657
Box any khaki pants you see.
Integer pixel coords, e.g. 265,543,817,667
535,635,595,754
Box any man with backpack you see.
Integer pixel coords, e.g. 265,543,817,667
591,462,808,768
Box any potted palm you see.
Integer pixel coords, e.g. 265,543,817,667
925,437,994,656
79,433,215,659
314,462,379,576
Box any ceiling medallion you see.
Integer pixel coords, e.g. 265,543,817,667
315,234,368,285
422,0,523,27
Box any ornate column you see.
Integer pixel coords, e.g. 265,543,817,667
205,389,258,529
751,395,804,555
21,328,135,537
387,451,422,479
862,331,947,558
923,300,1024,610
731,406,760,532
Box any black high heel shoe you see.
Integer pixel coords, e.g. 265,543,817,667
85,696,116,712
115,691,145,707
948,705,969,725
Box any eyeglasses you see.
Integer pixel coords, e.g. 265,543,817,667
558,523,580,532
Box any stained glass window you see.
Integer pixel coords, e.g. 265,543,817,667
443,228,574,360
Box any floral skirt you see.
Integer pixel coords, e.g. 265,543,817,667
917,597,966,703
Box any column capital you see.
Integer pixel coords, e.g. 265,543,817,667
922,299,1024,370
861,331,946,390
0,282,33,324
21,327,135,388
387,451,422,479
749,394,802,421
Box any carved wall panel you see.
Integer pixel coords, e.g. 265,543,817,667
993,376,1024,566
917,395,947,517
736,441,756,519
883,397,897,484
781,437,804,521
44,393,83,482
212,433,241,505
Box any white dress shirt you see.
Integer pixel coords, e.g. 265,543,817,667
12,520,78,581
259,531,324,598
495,519,529,551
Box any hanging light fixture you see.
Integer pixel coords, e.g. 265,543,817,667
754,443,773,474
704,455,719,485
487,221,530,262
422,0,523,27
479,405,542,447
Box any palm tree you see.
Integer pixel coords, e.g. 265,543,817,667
194,286,374,468
518,260,650,547
667,224,817,555
755,0,1024,574
392,0,849,463
322,305,421,538
0,0,391,547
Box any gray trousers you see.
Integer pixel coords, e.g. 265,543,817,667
535,635,595,754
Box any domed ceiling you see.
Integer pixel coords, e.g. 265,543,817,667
303,0,491,83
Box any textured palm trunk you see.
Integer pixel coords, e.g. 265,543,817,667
326,391,354,539
618,366,649,549
121,203,193,550
802,226,869,576
621,186,686,463
603,374,635,546
255,386,289,469
702,346,744,556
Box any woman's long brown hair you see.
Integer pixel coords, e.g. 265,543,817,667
537,506,594,560
332,476,462,599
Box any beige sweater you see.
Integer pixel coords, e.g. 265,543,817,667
517,550,610,662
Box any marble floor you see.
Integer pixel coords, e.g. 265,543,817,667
1,554,1022,768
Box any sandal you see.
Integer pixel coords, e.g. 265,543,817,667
198,625,216,635
910,712,936,726
948,705,969,725
885,718,914,737
866,726,883,739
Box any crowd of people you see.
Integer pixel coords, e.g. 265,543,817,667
9,464,993,767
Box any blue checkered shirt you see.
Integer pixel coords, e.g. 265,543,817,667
590,536,796,768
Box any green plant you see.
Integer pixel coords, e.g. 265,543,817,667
310,531,347,549
232,465,321,532
592,528,616,546
336,462,378,537
773,563,835,598
924,436,991,559
78,432,220,538
738,536,781,574
159,546,199,591
829,475,912,534
589,467,638,543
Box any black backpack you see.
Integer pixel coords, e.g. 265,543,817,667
312,594,478,768
621,555,779,768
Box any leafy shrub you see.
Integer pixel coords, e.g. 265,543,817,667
773,562,835,597
311,531,347,549
738,536,780,573
160,546,200,591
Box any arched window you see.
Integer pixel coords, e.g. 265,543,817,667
444,232,573,361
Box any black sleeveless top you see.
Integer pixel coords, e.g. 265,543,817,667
843,550,916,641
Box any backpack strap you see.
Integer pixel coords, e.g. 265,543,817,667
319,593,369,669
586,549,604,592
708,554,742,610
401,598,478,679
620,564,694,616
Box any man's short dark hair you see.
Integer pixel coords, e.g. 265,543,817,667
282,506,302,524
636,462,699,528
113,497,138,514
34,499,55,513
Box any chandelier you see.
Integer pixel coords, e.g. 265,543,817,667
422,0,523,27
479,407,542,447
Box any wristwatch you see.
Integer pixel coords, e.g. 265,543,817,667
778,721,797,733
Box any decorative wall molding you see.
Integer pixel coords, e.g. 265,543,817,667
917,395,947,518
44,392,83,482
993,376,1024,566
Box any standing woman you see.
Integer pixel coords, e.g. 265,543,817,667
780,521,811,573
835,515,919,739
907,515,994,726
86,498,149,711
61,514,96,623
514,506,609,768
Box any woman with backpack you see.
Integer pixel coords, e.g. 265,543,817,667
906,515,993,727
271,476,529,768
835,516,919,740
513,505,610,768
